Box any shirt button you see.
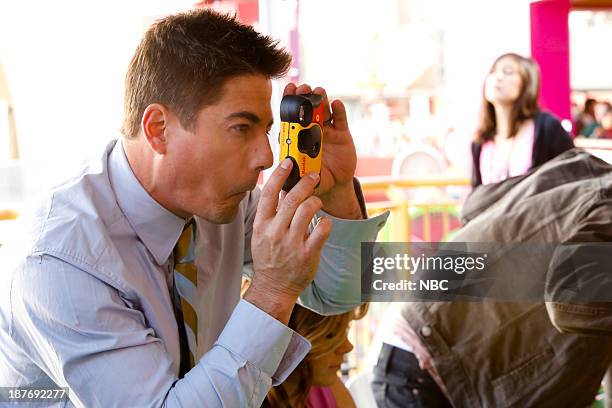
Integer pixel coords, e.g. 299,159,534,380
420,326,432,337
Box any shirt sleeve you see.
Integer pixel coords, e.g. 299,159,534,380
298,210,389,315
10,255,310,408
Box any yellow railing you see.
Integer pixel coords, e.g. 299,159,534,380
360,176,471,190
344,176,471,376
0,209,19,221
359,176,471,242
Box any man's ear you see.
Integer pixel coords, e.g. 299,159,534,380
141,104,169,155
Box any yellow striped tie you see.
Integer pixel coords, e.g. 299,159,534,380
173,219,198,370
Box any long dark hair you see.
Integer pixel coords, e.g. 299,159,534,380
262,304,368,408
476,53,540,144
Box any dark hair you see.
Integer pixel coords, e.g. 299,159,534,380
121,8,292,138
476,53,540,144
584,98,597,116
263,304,369,408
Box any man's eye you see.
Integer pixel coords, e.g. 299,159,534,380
233,124,250,132
325,332,337,339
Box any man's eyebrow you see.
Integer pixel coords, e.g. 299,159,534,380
226,111,274,127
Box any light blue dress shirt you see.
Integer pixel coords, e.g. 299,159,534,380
0,139,388,407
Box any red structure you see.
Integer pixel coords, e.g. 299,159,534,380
194,0,259,25
530,0,572,123
530,0,612,125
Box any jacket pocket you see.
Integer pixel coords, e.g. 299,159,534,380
491,345,555,406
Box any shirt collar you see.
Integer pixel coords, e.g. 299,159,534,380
108,139,186,265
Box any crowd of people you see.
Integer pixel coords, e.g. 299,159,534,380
574,97,612,139
0,7,610,408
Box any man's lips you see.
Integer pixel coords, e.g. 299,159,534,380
231,183,257,198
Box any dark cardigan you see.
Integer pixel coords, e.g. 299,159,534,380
471,111,575,188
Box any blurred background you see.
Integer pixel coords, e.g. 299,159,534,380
0,0,611,403
1,1,611,203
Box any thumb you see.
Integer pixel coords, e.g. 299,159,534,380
330,99,349,131
305,216,332,255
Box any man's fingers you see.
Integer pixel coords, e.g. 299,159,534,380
295,84,312,95
254,158,292,225
283,82,297,96
273,172,319,230
312,87,332,124
330,99,349,131
289,195,323,239
305,216,332,256
276,190,287,212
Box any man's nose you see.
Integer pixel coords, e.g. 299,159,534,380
253,133,274,172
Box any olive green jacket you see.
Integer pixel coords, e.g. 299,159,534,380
401,149,612,408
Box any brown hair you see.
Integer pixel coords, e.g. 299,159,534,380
263,304,369,408
476,53,540,144
121,8,292,138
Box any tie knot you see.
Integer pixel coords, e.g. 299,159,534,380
174,219,196,263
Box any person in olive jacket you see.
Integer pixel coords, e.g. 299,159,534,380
374,149,612,408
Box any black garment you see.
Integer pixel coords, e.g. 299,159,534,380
171,276,191,379
471,111,574,188
372,344,453,408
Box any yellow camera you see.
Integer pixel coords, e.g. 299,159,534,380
279,93,324,191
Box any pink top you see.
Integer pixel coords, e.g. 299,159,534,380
480,120,535,185
306,386,337,408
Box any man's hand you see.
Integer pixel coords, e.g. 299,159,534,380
393,315,451,399
393,315,433,371
244,158,333,324
283,83,363,220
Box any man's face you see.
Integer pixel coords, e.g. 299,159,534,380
165,74,274,223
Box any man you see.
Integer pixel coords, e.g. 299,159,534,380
373,149,612,407
0,9,387,407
